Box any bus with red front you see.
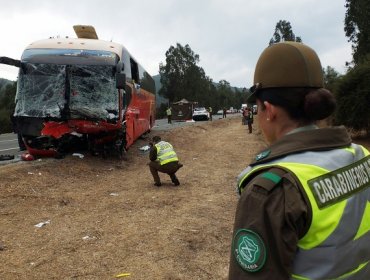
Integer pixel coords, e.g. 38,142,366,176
0,25,156,158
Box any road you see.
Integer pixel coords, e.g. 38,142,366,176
0,114,237,162
0,133,21,157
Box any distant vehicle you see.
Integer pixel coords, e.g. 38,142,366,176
252,105,258,115
192,107,210,121
0,25,156,159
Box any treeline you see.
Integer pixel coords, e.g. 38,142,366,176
1,0,369,135
157,43,250,118
0,80,16,134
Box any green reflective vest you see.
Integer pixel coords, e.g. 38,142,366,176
155,141,178,165
237,144,370,279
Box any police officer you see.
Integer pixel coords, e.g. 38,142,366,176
229,42,370,279
148,136,183,187
166,107,172,124
208,106,213,121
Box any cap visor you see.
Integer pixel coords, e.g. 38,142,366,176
247,91,257,103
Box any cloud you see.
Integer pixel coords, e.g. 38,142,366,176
0,0,352,86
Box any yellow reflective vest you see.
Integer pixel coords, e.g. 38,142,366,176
237,143,370,279
155,141,178,165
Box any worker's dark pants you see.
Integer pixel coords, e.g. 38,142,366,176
167,116,172,124
149,161,182,184
247,120,253,133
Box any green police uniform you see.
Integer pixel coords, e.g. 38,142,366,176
149,140,182,186
229,126,370,279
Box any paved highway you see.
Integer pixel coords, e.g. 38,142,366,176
0,114,237,163
0,133,21,156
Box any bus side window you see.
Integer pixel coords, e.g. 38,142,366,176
130,58,139,84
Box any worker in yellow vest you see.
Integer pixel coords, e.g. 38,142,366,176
148,136,183,187
229,42,370,279
208,106,213,121
166,107,172,124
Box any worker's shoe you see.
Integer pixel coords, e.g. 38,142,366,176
170,174,180,186
154,182,162,187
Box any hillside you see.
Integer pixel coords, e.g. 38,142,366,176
0,116,266,279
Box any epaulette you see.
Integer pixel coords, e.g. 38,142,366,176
250,167,287,193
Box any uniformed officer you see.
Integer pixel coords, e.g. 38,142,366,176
208,106,213,121
229,42,370,279
148,135,183,187
166,107,172,124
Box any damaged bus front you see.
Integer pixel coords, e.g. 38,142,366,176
1,25,155,158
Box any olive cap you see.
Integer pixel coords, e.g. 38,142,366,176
248,42,324,102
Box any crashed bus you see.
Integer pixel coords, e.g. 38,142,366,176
0,25,156,158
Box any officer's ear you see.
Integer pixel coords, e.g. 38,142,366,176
263,101,277,121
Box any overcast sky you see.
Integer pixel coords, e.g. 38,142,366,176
0,0,351,88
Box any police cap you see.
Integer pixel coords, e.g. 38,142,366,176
248,42,324,102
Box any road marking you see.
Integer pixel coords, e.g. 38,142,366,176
0,139,17,143
0,147,19,152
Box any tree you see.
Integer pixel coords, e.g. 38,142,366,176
159,43,209,103
344,0,370,64
0,82,17,134
269,20,302,45
334,60,370,134
323,66,341,92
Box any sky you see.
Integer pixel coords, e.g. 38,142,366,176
0,0,352,88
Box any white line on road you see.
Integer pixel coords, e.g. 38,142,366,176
0,139,17,143
0,147,19,152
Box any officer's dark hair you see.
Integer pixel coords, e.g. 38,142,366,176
257,87,336,122
152,136,161,143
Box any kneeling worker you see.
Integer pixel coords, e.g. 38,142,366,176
148,136,183,187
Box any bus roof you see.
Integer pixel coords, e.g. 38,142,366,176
25,37,126,60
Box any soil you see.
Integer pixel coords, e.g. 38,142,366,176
0,117,369,280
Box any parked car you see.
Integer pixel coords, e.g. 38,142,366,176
192,107,210,121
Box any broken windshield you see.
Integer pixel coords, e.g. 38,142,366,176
15,64,118,120
15,48,119,120
69,65,117,120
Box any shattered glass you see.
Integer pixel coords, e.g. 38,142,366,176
15,48,119,121
15,63,66,118
70,65,118,120
15,63,118,120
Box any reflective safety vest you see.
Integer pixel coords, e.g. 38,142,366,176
166,108,172,116
155,141,178,165
237,144,370,280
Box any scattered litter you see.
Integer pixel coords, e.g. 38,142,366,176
115,273,131,278
82,235,96,240
139,145,151,154
110,193,119,196
192,158,197,160
0,154,14,161
34,220,50,228
174,226,199,232
72,153,84,159
28,172,42,176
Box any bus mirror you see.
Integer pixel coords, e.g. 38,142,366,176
116,73,126,89
116,61,124,73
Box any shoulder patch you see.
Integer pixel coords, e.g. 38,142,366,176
232,229,266,272
255,150,270,161
251,172,282,193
